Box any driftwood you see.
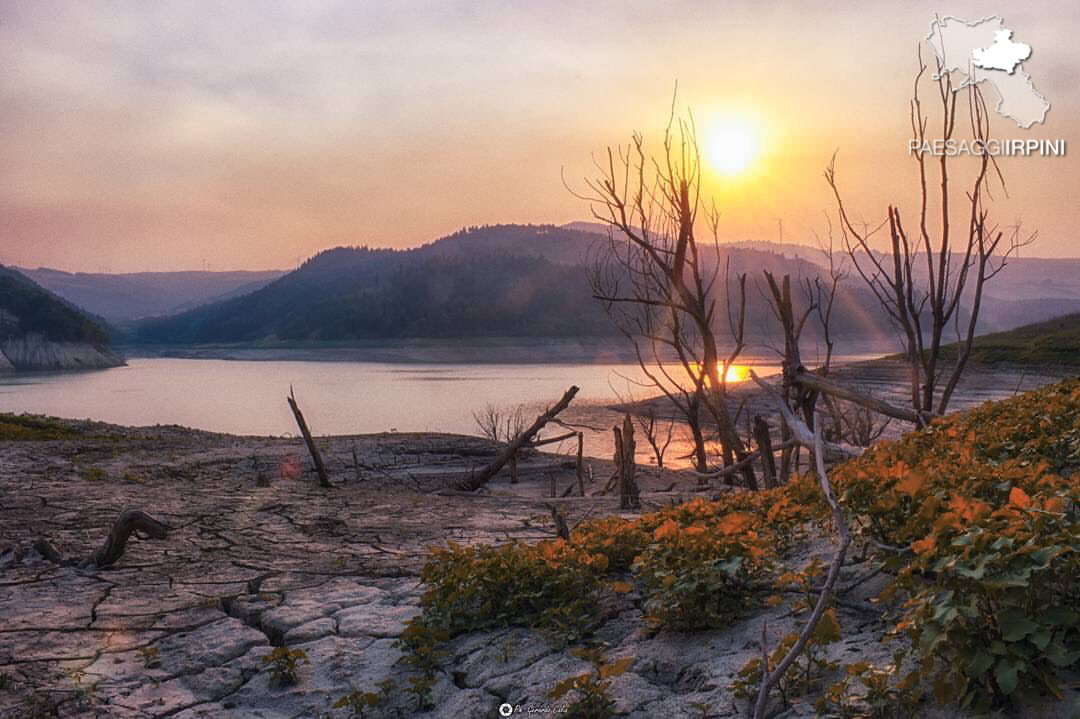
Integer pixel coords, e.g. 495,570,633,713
792,368,928,427
749,372,863,458
688,439,797,481
88,510,170,568
29,510,169,569
458,385,580,491
287,386,331,488
754,416,851,719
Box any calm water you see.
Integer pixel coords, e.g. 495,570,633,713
0,358,693,436
0,351,882,462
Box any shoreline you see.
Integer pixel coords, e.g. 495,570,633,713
115,336,898,366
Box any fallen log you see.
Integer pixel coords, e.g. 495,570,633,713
86,510,170,569
688,439,798,481
792,368,929,427
749,371,863,458
26,510,169,569
458,386,580,491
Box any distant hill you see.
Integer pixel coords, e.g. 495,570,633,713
962,313,1080,365
129,223,1080,347
132,224,895,345
0,266,121,371
19,268,285,324
132,231,617,343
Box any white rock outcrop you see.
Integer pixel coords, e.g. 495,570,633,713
0,333,123,372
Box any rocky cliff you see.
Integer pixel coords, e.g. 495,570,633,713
0,266,124,372
0,333,123,372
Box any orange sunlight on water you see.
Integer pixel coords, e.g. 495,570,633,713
724,364,750,383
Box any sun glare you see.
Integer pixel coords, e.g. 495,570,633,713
724,364,750,383
704,115,760,177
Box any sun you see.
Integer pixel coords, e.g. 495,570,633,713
704,114,760,177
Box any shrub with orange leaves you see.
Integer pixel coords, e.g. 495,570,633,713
632,509,771,631
833,378,1080,710
419,539,610,642
572,516,650,573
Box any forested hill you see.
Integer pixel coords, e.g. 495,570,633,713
134,223,1080,346
130,224,900,344
132,240,617,343
0,265,122,371
0,266,111,345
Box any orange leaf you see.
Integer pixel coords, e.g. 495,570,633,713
717,512,753,535
894,472,927,496
912,536,936,555
1008,486,1031,509
654,520,678,541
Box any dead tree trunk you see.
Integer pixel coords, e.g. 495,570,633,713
549,506,570,541
287,386,331,488
351,445,362,483
458,386,580,491
508,454,518,484
576,432,585,497
617,414,640,510
753,416,777,489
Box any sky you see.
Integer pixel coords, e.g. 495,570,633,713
1,0,1078,272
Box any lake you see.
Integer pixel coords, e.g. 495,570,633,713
0,349,885,463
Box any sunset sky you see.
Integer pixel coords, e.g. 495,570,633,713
2,0,1078,272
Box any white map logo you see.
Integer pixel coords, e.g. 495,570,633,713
926,15,1049,128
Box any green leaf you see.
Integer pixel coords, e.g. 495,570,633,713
813,608,843,644
999,609,1038,642
994,658,1019,695
1028,629,1052,650
1042,607,1079,626
1029,545,1062,564
966,652,994,677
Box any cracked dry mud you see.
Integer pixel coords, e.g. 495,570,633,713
0,418,1071,719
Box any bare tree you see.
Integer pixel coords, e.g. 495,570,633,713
637,406,675,468
571,97,757,488
825,48,1033,417
472,404,527,444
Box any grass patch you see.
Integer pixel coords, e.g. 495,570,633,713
890,312,1080,366
964,313,1080,365
0,413,81,441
